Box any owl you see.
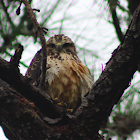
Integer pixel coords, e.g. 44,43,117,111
25,34,93,112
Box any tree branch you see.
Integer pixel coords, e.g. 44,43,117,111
0,57,61,118
5,50,28,68
0,78,53,140
10,44,24,68
21,0,47,90
111,8,124,42
1,0,15,28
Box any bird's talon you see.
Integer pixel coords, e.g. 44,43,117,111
57,102,63,106
53,97,58,101
66,109,73,113
62,102,67,108
57,102,67,108
53,98,59,103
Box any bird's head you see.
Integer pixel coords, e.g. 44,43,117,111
46,34,77,55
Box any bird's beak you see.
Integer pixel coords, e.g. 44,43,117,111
56,42,62,52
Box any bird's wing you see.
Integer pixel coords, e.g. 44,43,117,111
25,49,42,86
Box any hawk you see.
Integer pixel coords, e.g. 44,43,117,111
25,34,93,111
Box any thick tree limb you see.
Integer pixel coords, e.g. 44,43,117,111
0,79,53,140
1,2,140,140
128,0,140,15
0,58,61,119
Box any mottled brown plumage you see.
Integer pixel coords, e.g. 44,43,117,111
25,34,93,111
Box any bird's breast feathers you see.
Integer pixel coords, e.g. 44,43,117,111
45,53,93,109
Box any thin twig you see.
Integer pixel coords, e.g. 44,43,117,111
16,1,22,15
32,8,40,12
110,8,124,42
21,0,47,90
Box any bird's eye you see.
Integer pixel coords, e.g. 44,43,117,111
50,44,55,48
63,43,70,47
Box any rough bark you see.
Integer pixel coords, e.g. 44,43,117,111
1,2,140,140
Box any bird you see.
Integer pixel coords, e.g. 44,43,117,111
25,34,93,112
